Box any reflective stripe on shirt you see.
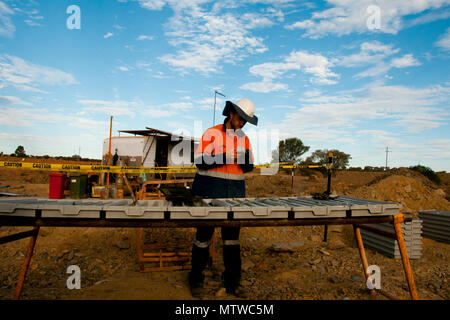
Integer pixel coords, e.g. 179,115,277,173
197,169,245,181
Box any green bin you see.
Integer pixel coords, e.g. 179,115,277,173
69,174,88,199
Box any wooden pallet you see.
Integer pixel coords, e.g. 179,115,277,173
136,178,197,272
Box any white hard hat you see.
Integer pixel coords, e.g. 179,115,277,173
222,98,258,125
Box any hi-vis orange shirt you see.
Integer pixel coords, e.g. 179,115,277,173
194,123,254,181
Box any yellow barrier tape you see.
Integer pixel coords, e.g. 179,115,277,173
0,161,329,174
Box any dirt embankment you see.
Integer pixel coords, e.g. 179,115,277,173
246,169,450,214
349,175,450,214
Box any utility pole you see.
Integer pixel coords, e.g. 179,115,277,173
385,146,391,170
213,90,225,126
107,116,113,186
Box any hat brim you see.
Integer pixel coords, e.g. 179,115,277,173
222,101,258,126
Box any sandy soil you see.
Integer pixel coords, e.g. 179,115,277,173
0,157,449,300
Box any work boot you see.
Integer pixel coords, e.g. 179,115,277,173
225,286,249,299
190,285,206,299
189,271,205,299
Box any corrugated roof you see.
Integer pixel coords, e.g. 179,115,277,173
119,127,200,142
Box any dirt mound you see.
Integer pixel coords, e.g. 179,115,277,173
349,175,450,214
362,167,445,190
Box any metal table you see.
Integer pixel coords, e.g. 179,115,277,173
0,196,418,300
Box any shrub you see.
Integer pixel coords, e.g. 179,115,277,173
409,165,441,185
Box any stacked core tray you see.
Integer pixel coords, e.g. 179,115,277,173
0,196,401,220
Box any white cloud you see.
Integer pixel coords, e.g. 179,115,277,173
273,105,296,109
0,54,77,91
137,99,199,119
78,96,198,119
303,89,322,97
335,41,421,79
0,95,31,106
241,50,338,92
194,97,224,110
104,32,114,39
78,99,137,117
137,35,154,40
138,0,167,10
0,132,108,159
355,62,391,78
286,0,450,38
286,51,339,84
0,1,15,37
117,66,131,72
390,54,421,68
0,132,39,142
135,1,273,74
245,0,296,3
240,13,274,28
0,107,106,131
136,61,151,68
135,61,152,72
152,71,169,78
163,101,194,110
337,41,399,67
277,84,450,141
436,27,450,50
406,9,450,27
240,81,288,93
24,19,41,27
144,108,178,118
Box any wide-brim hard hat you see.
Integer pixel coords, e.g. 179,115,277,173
222,99,258,126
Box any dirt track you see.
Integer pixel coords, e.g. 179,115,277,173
0,158,449,300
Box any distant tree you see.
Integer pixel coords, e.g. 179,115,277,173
306,149,352,170
409,165,441,184
14,145,26,157
271,138,310,164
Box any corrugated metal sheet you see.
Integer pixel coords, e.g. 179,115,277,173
360,218,422,259
419,210,450,243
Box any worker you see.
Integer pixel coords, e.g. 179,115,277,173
111,149,119,183
112,149,119,166
189,98,258,298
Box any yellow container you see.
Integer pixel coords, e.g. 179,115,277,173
92,186,105,198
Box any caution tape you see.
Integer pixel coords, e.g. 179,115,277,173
0,161,330,174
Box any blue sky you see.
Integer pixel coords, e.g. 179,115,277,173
0,0,449,171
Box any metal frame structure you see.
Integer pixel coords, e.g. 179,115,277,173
136,178,195,272
0,212,418,300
